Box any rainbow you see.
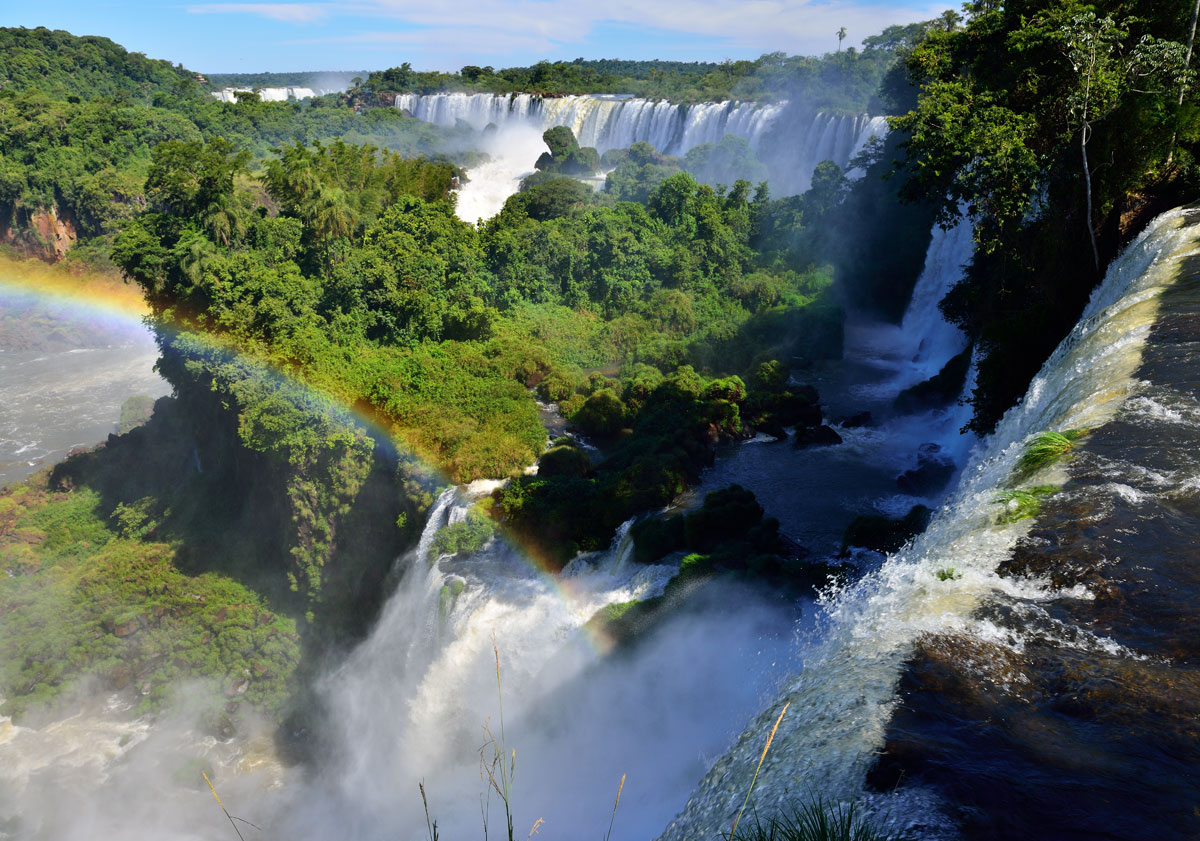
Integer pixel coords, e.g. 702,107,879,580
0,254,625,653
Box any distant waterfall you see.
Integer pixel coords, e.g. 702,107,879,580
396,92,885,194
212,86,324,102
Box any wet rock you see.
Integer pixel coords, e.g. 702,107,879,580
755,418,788,440
792,424,843,449
896,442,955,495
838,411,873,428
840,504,932,556
112,618,142,638
893,345,972,414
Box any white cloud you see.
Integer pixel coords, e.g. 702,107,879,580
194,0,949,60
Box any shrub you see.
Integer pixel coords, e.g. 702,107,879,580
630,515,685,564
428,509,495,560
538,445,591,478
572,388,628,439
684,484,763,551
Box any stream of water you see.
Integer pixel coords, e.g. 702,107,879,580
0,286,170,488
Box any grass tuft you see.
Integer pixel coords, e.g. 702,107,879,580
993,485,1060,524
728,796,894,841
1016,430,1087,475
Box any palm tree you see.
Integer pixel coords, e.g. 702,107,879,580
837,27,847,52
305,186,356,242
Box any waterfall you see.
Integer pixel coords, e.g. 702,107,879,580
212,86,323,102
397,93,880,191
282,487,799,840
655,205,1200,840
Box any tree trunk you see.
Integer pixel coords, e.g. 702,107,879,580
1082,122,1100,272
1169,0,1200,164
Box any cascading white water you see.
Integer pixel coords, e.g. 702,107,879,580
655,206,1200,840
211,87,325,102
402,92,883,220
453,124,551,224
278,487,798,840
846,215,972,394
397,92,876,163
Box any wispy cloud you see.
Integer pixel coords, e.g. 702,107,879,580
189,3,332,23
188,0,948,65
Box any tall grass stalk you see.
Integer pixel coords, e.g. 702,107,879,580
419,780,439,841
202,770,249,841
731,701,790,838
604,773,626,841
492,632,515,841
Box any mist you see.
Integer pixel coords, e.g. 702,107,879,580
1,504,802,841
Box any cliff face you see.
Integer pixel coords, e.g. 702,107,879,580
1,205,77,260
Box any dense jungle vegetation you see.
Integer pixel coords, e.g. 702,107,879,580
348,29,930,109
889,0,1200,431
1,0,1197,728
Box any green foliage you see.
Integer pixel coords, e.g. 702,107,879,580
890,0,1200,432
630,515,686,564
683,484,764,551
0,475,300,721
0,27,204,103
935,567,962,581
533,127,600,177
117,394,157,434
684,136,768,188
353,44,912,109
429,508,495,559
537,445,591,478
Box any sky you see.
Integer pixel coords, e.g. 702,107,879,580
7,0,952,74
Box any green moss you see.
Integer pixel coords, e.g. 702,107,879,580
118,395,158,435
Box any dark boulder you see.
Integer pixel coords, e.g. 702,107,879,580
838,411,873,428
894,346,972,414
896,442,956,496
792,424,843,449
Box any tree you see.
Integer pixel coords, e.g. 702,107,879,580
837,27,847,52
1169,0,1200,163
1058,12,1189,269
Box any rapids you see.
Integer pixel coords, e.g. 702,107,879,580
0,288,170,488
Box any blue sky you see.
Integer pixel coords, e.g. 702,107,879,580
8,1,951,73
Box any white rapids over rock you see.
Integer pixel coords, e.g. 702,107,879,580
655,206,1200,840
